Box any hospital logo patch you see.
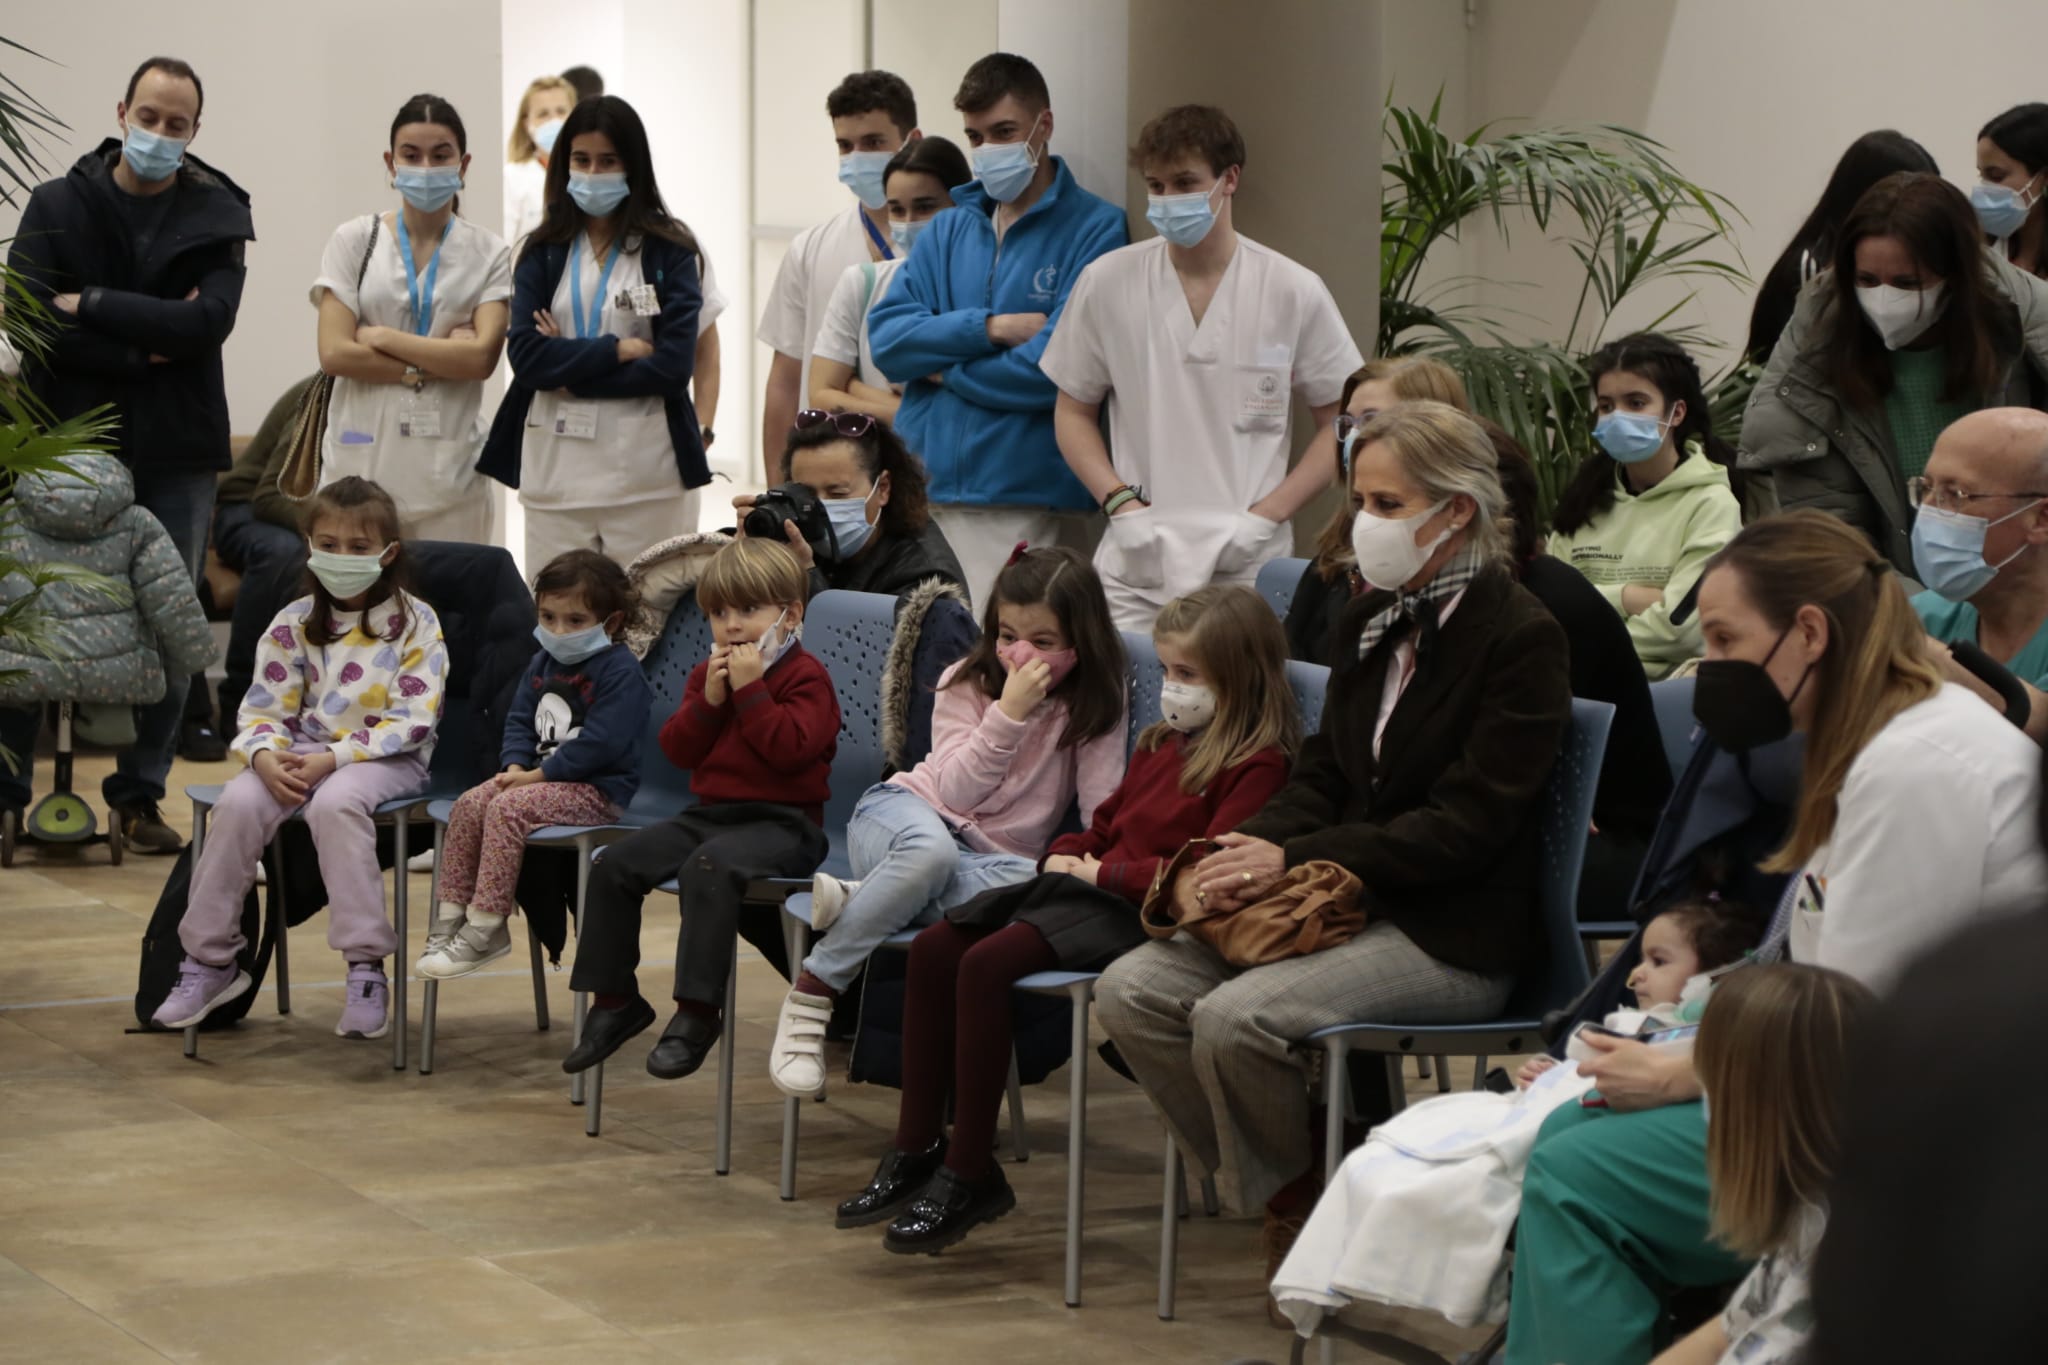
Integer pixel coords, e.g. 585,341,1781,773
1031,264,1060,302
1256,373,1281,399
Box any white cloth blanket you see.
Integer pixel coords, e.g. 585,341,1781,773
1271,1060,1596,1333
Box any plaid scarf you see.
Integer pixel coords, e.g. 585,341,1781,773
1356,545,1487,662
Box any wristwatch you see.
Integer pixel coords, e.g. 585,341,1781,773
701,426,716,448
403,364,426,393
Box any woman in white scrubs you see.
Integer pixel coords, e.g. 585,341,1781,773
505,75,575,246
313,93,512,545
479,95,709,571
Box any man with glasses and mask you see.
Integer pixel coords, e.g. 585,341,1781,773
1042,105,1359,630
4,55,252,854
869,52,1127,608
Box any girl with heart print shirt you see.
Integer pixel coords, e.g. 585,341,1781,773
152,478,447,1043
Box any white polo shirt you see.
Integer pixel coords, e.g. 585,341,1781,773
812,257,906,394
756,202,883,400
1040,235,1360,605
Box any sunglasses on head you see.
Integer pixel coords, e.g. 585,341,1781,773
794,409,877,439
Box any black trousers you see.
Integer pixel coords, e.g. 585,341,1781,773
571,800,827,1006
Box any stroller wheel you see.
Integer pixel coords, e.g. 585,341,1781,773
25,790,95,843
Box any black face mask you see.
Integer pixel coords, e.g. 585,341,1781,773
1692,624,1813,753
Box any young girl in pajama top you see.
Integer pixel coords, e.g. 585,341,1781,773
419,549,654,979
152,478,447,1040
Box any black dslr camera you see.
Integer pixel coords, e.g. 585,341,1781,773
743,482,835,559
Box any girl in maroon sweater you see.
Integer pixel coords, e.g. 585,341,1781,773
837,586,1301,1252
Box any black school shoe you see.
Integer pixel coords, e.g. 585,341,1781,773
177,719,227,763
882,1164,1016,1255
560,996,657,1074
835,1137,946,1229
644,1009,721,1079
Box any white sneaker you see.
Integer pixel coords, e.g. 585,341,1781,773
253,861,267,887
416,900,468,972
407,848,436,874
769,989,833,1099
418,915,512,980
810,874,860,932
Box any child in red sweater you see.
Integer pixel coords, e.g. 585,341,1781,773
837,586,1300,1252
561,539,840,1081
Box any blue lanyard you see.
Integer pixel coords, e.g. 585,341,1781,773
395,214,450,337
859,210,895,261
569,234,623,339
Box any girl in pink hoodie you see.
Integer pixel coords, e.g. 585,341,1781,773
769,546,1128,1098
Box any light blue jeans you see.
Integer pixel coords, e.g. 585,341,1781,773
803,783,1037,992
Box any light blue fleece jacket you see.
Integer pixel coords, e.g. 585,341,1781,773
869,156,1128,511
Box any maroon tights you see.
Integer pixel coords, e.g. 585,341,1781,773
894,919,1058,1180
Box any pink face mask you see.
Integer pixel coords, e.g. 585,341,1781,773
997,638,1078,689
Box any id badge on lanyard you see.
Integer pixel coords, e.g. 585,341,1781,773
398,391,442,439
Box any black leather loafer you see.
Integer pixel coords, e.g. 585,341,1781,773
644,1010,722,1079
560,996,655,1074
835,1138,946,1229
882,1164,1016,1255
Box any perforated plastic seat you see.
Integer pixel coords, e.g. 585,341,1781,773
1257,556,1310,619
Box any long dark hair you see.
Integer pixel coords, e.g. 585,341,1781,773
943,547,1125,748
780,416,932,537
532,95,698,262
1824,172,2005,411
1980,104,2048,178
297,477,413,647
1745,131,1936,365
1550,332,1737,537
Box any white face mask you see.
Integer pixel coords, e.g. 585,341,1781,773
1158,680,1217,733
1856,281,1948,350
756,609,799,670
1350,501,1450,591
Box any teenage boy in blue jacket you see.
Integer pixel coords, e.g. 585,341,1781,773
868,52,1128,607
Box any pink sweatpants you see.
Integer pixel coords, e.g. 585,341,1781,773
437,778,617,917
181,741,428,966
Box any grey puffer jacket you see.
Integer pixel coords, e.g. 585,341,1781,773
0,454,216,703
1739,250,2048,574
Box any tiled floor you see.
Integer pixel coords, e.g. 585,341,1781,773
0,750,1493,1364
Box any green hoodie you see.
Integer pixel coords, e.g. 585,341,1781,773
1548,453,1742,679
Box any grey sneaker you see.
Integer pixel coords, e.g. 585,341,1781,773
335,963,390,1039
417,900,466,969
417,916,512,980
152,956,252,1029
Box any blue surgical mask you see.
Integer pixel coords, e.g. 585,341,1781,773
890,217,931,254
307,546,392,600
394,165,463,213
756,609,799,670
567,170,630,217
533,621,614,666
970,117,1045,204
820,485,880,561
1593,410,1672,464
837,149,893,210
1973,179,2038,239
120,123,186,182
1145,182,1223,248
532,118,565,157
1912,500,2041,600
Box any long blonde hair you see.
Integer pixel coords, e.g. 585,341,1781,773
1703,512,1943,871
1140,586,1301,792
507,75,575,163
1696,964,1875,1258
1313,357,1472,579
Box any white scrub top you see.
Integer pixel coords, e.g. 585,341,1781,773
757,202,883,402
1040,235,1361,604
520,231,681,512
812,257,905,395
504,158,546,246
312,211,514,522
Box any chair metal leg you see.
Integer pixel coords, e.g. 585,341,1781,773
1175,1170,1190,1219
1158,1132,1181,1321
1385,1054,1408,1116
390,815,409,1072
273,836,291,1016
182,1023,199,1059
779,907,810,1201
715,942,736,1175
1005,1050,1029,1162
419,979,439,1074
1061,983,1090,1308
190,799,207,859
570,836,592,1108
1471,1055,1489,1090
1201,1175,1219,1217
1435,1054,1453,1093
1415,1055,1431,1080
1323,1038,1349,1186
586,1051,604,1137
528,919,550,1031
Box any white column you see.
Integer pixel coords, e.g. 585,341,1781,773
997,0,1131,204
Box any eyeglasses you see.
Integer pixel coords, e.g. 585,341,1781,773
1334,410,1381,445
794,409,876,439
1906,476,2048,512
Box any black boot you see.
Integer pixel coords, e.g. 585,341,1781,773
560,996,656,1074
883,1164,1016,1255
835,1138,946,1229
644,1009,722,1079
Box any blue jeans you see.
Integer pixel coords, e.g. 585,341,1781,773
211,501,306,724
801,783,1037,992
0,468,213,810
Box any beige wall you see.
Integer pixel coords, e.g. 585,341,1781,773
872,0,1000,142
1126,0,1382,550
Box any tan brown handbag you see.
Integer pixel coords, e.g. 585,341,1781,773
1139,838,1366,967
277,215,381,502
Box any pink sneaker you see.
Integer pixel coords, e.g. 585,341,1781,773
335,962,390,1040
152,957,252,1029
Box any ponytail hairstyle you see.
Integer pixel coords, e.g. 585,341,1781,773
1141,586,1300,792
944,546,1126,748
1701,511,1942,872
507,74,575,163
533,95,700,263
1312,357,1471,582
298,477,412,647
1696,964,1876,1259
389,94,468,216
1551,331,1738,537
